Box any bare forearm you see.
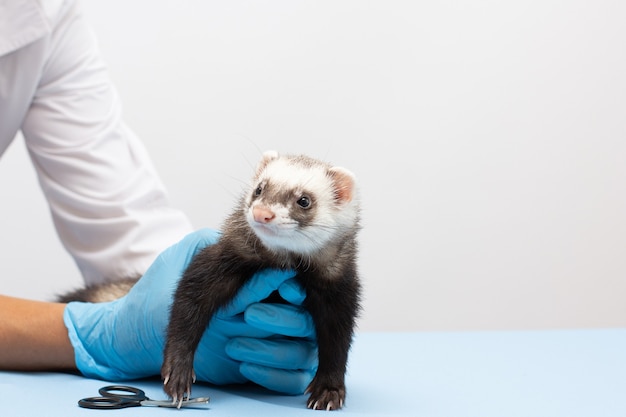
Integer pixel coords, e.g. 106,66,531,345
0,295,76,371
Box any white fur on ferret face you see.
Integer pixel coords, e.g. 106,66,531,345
245,155,358,255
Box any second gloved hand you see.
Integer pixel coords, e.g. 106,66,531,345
197,269,318,395
64,228,318,394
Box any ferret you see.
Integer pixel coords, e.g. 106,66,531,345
59,151,361,411
164,151,361,410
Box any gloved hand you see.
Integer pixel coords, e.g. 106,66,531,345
64,228,318,395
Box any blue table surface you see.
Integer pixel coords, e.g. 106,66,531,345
1,329,625,416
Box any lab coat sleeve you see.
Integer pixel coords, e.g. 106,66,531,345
20,1,193,284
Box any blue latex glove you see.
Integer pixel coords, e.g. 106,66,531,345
64,228,318,394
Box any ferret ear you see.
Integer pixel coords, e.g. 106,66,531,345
256,150,279,176
328,167,356,204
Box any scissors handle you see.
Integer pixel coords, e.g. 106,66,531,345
78,385,147,409
99,385,146,400
78,396,139,409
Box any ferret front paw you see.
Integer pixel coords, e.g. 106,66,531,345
161,358,196,408
306,382,346,411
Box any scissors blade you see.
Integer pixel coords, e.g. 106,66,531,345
140,397,210,408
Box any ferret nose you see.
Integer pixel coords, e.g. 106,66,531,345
253,206,276,223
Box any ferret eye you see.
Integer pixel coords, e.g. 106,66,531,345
254,185,263,197
296,196,311,209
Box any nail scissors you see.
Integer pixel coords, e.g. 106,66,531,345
78,385,210,409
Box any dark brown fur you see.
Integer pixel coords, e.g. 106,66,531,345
162,153,361,410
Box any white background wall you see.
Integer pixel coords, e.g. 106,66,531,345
1,0,625,332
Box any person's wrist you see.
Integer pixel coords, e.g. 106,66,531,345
64,300,119,379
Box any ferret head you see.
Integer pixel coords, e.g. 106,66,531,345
244,150,359,255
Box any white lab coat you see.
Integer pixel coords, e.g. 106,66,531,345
0,0,193,284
